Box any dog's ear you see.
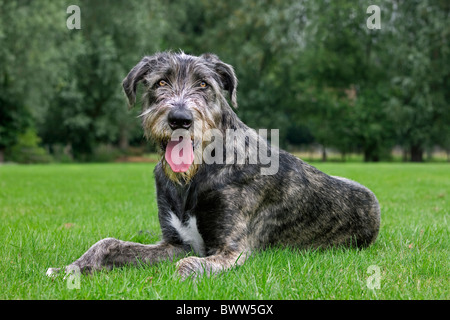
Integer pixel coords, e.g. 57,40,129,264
122,56,154,109
201,53,238,108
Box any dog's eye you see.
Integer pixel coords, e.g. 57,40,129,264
199,81,208,88
157,80,168,87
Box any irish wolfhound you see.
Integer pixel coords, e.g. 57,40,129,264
47,52,380,280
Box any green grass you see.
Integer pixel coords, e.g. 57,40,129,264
0,162,448,300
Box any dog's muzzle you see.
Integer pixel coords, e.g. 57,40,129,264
165,107,195,173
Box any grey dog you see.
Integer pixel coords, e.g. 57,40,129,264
47,52,380,280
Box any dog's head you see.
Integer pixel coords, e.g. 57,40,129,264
122,51,238,182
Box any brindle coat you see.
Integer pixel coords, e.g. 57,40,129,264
47,52,380,280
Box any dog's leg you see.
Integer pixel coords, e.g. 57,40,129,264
176,249,250,280
46,239,186,276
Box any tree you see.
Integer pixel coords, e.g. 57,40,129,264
1,0,448,163
39,0,167,159
289,0,393,161
385,0,450,162
0,0,63,162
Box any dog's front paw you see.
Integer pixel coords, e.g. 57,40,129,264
176,256,206,281
46,264,95,279
46,267,61,277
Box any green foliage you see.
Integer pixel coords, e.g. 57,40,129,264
0,0,448,162
6,128,53,163
90,144,122,163
0,94,32,152
38,0,163,159
384,0,450,161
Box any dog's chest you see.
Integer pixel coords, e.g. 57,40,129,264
168,212,205,256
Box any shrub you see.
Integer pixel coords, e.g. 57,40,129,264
6,129,53,164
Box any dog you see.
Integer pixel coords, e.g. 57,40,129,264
47,52,380,280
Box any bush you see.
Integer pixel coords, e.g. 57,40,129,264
90,144,122,162
5,129,53,164
50,144,74,163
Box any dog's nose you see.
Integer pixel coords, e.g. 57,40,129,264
168,108,193,130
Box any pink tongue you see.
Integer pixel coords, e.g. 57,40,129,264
165,137,194,172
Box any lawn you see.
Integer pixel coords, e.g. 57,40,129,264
0,162,448,300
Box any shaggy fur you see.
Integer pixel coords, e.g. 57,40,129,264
47,52,380,280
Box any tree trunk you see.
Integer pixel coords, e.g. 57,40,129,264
364,148,380,162
119,126,129,151
402,148,408,162
321,145,327,162
0,148,4,163
410,144,423,162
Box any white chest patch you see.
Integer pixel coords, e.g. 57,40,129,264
168,212,205,256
